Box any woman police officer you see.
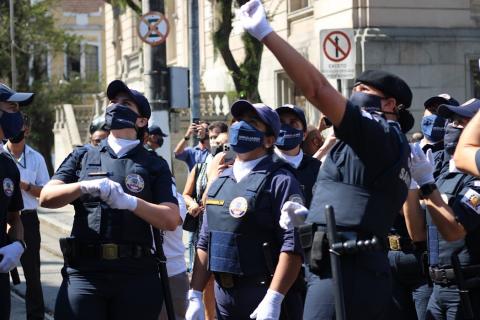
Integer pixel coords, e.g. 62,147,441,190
39,80,180,320
239,1,413,319
185,100,306,320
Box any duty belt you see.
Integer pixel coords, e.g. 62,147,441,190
387,235,426,252
429,267,456,285
60,238,152,261
214,272,270,289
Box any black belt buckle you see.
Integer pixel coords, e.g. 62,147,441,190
218,273,234,289
388,234,402,251
430,268,450,285
102,243,119,260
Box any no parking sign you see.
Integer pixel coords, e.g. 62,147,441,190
320,29,355,79
138,11,169,46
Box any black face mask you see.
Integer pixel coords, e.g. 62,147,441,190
210,144,224,156
349,92,383,112
444,124,463,155
105,104,138,130
8,130,25,144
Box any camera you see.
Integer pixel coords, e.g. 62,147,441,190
323,117,332,128
223,144,236,163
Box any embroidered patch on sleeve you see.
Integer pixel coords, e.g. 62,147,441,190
461,188,480,214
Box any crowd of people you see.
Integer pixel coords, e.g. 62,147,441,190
2,0,480,319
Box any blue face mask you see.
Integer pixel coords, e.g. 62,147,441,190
229,120,265,154
0,111,24,139
105,104,138,130
276,124,303,151
349,92,383,112
421,114,446,143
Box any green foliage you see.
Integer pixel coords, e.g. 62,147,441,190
0,0,97,174
212,0,263,101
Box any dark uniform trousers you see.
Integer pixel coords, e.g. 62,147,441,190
426,285,480,320
20,209,45,319
388,250,432,320
0,272,10,320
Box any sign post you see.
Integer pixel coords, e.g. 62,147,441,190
320,29,356,93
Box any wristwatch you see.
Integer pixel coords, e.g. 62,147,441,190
184,136,190,141
420,183,437,197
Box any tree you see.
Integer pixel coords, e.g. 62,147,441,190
0,0,94,174
212,0,263,101
108,0,265,101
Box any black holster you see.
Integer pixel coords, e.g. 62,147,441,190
298,223,329,275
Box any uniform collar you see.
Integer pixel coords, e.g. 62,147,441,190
274,148,303,169
107,135,140,158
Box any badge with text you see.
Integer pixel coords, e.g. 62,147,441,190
3,178,14,197
461,188,480,214
229,197,248,218
125,174,145,193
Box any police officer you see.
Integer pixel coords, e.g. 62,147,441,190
89,116,109,147
185,100,305,320
0,83,32,320
454,107,480,176
274,104,321,208
146,124,168,152
421,94,460,178
39,80,180,320
410,98,480,319
238,2,412,319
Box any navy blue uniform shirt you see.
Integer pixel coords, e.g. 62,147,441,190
0,152,23,247
321,101,407,187
52,142,178,206
197,156,304,256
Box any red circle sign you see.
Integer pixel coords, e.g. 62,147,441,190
138,11,169,46
322,31,351,62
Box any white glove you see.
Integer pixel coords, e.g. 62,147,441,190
409,143,435,186
103,182,138,211
0,241,24,273
185,289,205,320
279,201,309,230
239,0,273,41
409,177,419,190
79,178,113,198
250,289,284,320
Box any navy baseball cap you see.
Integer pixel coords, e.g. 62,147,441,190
438,98,480,119
275,104,307,132
355,70,412,108
148,124,168,137
107,80,151,119
0,83,34,106
424,93,460,108
231,100,281,138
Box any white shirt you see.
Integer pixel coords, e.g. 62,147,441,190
163,193,187,277
274,148,303,169
3,144,50,210
107,135,140,157
232,155,268,182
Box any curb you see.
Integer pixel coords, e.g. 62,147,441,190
38,213,71,236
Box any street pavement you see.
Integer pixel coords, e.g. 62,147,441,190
9,206,72,320
10,205,190,319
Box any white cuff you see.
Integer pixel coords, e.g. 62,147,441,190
188,289,203,300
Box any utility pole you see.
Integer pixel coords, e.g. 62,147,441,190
9,0,17,89
142,0,171,166
188,0,200,140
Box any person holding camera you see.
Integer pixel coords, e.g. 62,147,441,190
0,83,32,320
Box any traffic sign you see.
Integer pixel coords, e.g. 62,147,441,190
320,29,355,79
138,11,169,46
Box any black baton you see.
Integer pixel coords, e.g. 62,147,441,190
451,249,474,319
325,205,346,320
152,228,175,320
